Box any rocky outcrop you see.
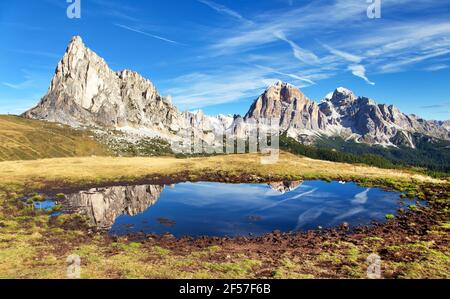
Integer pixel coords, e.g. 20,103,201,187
244,81,327,140
23,36,448,149
23,36,230,141
318,88,449,147
183,110,233,134
442,120,450,131
236,84,449,147
66,184,164,229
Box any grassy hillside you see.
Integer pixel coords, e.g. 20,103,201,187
280,134,450,177
315,135,450,174
0,152,443,191
0,115,110,161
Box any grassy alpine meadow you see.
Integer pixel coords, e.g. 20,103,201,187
0,115,110,161
0,152,444,189
0,151,449,279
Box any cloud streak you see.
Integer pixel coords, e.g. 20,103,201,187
186,0,449,107
198,0,252,24
420,102,450,109
275,31,320,65
115,24,183,45
322,43,363,63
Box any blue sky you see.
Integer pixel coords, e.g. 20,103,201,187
0,0,449,120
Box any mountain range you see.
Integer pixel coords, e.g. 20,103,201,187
23,36,449,150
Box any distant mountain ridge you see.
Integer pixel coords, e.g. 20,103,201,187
23,36,449,149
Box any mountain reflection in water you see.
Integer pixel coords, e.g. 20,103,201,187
66,185,164,229
63,180,417,237
65,181,302,230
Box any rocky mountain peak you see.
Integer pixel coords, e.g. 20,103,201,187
325,87,358,107
265,81,308,105
23,36,178,131
246,81,313,118
67,35,87,52
23,36,449,149
243,81,327,136
62,35,106,72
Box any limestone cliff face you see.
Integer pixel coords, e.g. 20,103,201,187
240,84,449,147
66,184,164,229
23,36,448,149
245,81,327,132
23,36,187,137
319,88,449,146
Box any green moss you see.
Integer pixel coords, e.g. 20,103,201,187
341,265,365,278
346,244,360,263
55,193,65,200
207,259,261,277
317,252,342,264
385,214,395,220
441,221,450,230
207,245,222,253
385,242,450,279
113,242,142,252
409,205,418,211
153,246,171,256
406,191,417,199
274,258,315,279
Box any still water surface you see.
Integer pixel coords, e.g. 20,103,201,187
53,180,418,237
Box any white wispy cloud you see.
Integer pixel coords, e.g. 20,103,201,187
2,81,33,89
165,69,279,109
254,65,316,86
40,0,450,112
198,0,252,24
275,31,320,65
189,0,449,108
348,64,375,85
210,0,368,54
163,55,327,109
115,24,183,45
379,49,450,73
321,43,363,63
425,64,449,72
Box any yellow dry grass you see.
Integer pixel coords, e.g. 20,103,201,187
0,115,109,161
0,152,443,188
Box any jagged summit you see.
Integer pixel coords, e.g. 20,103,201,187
323,87,357,105
23,36,183,134
23,36,449,148
70,35,83,44
244,81,327,135
336,87,353,95
23,36,233,139
66,35,84,51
